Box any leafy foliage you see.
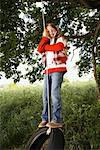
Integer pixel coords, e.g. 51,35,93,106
0,0,100,84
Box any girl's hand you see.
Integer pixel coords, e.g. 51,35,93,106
42,29,50,38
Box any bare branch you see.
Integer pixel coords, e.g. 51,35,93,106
70,47,78,61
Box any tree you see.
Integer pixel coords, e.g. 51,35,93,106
0,0,100,96
0,0,43,82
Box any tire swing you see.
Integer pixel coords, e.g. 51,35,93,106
25,1,65,149
25,127,49,150
25,127,65,150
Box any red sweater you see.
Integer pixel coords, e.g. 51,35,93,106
38,37,68,74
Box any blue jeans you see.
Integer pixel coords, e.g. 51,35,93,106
42,72,65,123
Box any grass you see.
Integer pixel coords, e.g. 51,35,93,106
0,80,100,150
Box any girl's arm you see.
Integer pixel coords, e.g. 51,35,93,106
38,37,50,53
44,42,64,52
44,36,67,52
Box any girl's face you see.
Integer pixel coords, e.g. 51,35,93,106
46,25,57,38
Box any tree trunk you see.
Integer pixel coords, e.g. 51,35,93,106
92,46,100,99
92,22,100,100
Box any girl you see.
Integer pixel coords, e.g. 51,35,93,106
38,23,68,128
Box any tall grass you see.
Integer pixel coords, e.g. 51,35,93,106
62,81,100,150
0,83,43,149
0,81,100,150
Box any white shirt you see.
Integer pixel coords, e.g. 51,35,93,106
46,37,67,69
46,38,55,67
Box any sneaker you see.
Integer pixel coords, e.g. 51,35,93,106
46,120,63,128
38,121,47,128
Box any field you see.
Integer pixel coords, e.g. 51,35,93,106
0,80,100,150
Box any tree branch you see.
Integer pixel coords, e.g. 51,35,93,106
65,32,94,40
64,21,100,40
93,22,100,46
91,21,100,97
79,0,90,8
70,47,78,61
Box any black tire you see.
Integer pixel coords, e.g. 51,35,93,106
47,128,65,150
25,127,65,150
25,127,49,150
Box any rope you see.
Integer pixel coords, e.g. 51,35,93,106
41,0,45,29
41,0,51,123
